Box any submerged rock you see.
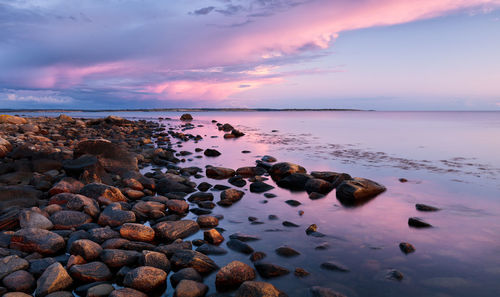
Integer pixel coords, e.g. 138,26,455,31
408,217,432,228
399,242,416,254
415,204,440,212
254,262,290,278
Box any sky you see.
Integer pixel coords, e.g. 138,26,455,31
0,0,499,110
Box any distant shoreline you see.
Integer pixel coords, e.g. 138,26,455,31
0,108,365,112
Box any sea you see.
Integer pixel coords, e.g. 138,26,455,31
8,110,500,297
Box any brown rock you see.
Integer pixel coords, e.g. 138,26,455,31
174,279,208,297
170,250,218,274
154,220,199,242
69,262,112,282
235,281,285,297
50,210,92,230
74,139,138,174
203,229,224,245
196,215,219,228
139,250,170,272
35,262,73,297
0,255,29,280
109,288,147,297
206,167,235,179
2,270,35,292
216,260,256,291
166,200,189,214
10,228,65,255
19,210,53,230
120,223,155,242
69,239,103,261
80,183,127,203
49,178,84,196
98,203,136,227
123,266,167,292
100,249,140,268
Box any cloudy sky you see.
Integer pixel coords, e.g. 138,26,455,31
1,0,499,110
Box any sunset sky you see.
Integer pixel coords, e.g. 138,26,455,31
1,0,499,110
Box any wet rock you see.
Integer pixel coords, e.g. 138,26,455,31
269,162,306,181
250,252,266,262
206,167,235,180
100,249,140,268
170,250,218,274
285,200,301,207
282,221,299,227
157,177,196,195
235,281,284,297
305,178,333,194
188,192,214,202
50,210,92,230
98,203,136,227
197,182,212,192
309,286,346,297
154,220,200,242
139,250,170,271
35,262,73,297
386,269,404,281
0,185,42,209
190,208,212,215
250,181,274,193
0,255,29,280
399,242,416,254
155,240,192,258
216,260,256,291
408,217,432,228
74,139,138,174
196,243,228,255
69,262,112,282
204,229,224,245
69,239,102,261
213,184,230,191
170,268,202,288
166,200,189,214
19,210,53,230
196,215,219,228
320,261,349,272
254,262,290,278
120,223,155,242
276,173,311,190
275,246,300,257
236,167,266,178
132,201,166,219
228,176,246,187
415,204,440,212
294,268,310,277
220,189,244,203
308,192,325,200
2,270,35,292
204,149,221,157
123,266,167,292
398,178,408,183
87,283,115,297
227,239,254,254
261,156,277,163
80,183,127,203
10,228,65,255
180,114,193,121
175,279,208,297
336,178,386,206
229,233,260,242
110,288,147,297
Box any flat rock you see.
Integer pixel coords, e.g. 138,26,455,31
69,262,112,282
196,243,228,255
275,246,300,257
408,217,432,228
320,261,349,272
416,204,440,212
154,220,200,242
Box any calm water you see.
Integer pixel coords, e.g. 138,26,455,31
12,111,500,296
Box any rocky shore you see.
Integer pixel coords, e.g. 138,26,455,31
0,114,387,297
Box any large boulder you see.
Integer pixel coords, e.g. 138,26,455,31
269,162,306,181
74,139,138,174
336,177,386,206
154,220,199,242
10,228,65,255
0,185,42,209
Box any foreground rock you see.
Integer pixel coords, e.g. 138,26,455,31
154,220,200,242
269,162,306,181
175,279,208,297
216,260,256,291
0,255,29,279
69,262,112,282
10,228,65,255
123,266,167,292
74,139,139,174
336,177,386,205
170,250,218,274
35,262,73,297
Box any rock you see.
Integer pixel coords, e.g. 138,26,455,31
282,221,299,227
154,220,200,242
0,115,27,124
196,215,219,228
254,262,290,278
275,246,300,257
110,288,147,297
399,242,416,254
180,114,193,121
269,162,306,181
408,217,432,228
305,178,333,194
220,189,244,204
139,250,170,271
196,244,227,255
216,260,256,291
132,201,166,219
10,228,65,255
415,204,440,211
98,203,136,227
170,268,202,288
227,239,254,254
19,210,53,230
28,258,57,277
206,167,235,179
0,255,29,280
157,177,196,195
294,268,310,277
188,192,214,202
386,269,404,281
80,183,127,203
219,123,234,131
320,261,349,272
170,250,218,274
69,262,112,282
236,167,266,178
50,210,92,230
63,155,111,185
65,194,100,218
87,283,115,297
166,200,189,214
0,185,42,209
175,279,208,297
261,155,277,163
250,181,274,193
235,281,285,297
229,176,246,187
204,149,221,157
229,233,260,242
155,240,192,258
88,227,120,244
123,266,167,292
250,251,266,262
308,192,325,200
309,286,346,297
276,173,311,190
285,200,301,207
2,270,35,292
100,249,140,268
74,139,138,174
204,229,224,245
120,223,155,242
35,262,73,297
0,137,12,158
197,182,212,192
336,178,386,205
69,239,103,261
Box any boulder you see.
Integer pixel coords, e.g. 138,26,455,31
180,114,193,121
336,177,386,205
48,178,84,196
269,162,306,181
140,250,170,271
2,270,35,293
170,268,202,288
69,239,103,261
98,203,136,227
0,115,27,124
80,183,127,203
196,215,218,228
204,229,224,245
249,181,274,193
216,260,256,291
305,178,333,194
157,178,196,195
50,210,92,230
100,249,140,268
206,167,235,179
254,262,290,278
276,173,312,190
19,210,53,230
0,255,29,280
